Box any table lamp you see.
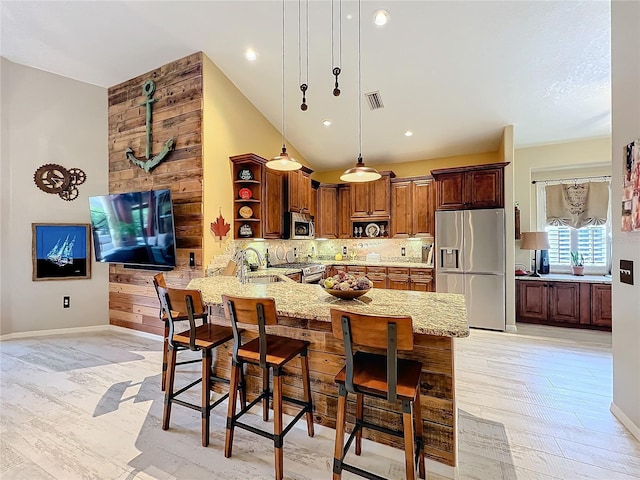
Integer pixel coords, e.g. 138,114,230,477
520,232,550,277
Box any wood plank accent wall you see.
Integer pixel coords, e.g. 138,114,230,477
107,52,204,335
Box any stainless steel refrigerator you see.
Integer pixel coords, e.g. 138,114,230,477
435,209,506,331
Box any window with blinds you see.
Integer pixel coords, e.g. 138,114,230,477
545,225,608,267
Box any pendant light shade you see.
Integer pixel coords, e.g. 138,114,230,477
340,155,381,182
340,0,380,183
267,0,301,172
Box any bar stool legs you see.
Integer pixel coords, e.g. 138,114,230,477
273,368,284,480
301,351,315,437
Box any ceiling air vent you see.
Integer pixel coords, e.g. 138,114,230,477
365,91,384,111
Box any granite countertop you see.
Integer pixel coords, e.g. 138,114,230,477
268,259,433,269
515,273,612,284
187,273,468,338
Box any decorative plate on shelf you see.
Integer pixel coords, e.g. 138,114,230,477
239,206,253,218
238,168,254,181
238,187,253,199
239,224,253,237
365,223,380,238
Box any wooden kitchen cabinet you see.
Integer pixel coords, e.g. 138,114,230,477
410,267,434,292
316,185,339,239
350,172,394,219
387,267,410,290
366,266,388,289
310,180,318,220
263,168,285,239
287,167,313,213
390,177,435,238
431,162,508,210
591,283,612,327
337,185,352,238
517,279,610,330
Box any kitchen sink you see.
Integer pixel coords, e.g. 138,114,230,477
248,275,283,284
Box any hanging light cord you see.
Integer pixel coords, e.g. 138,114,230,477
331,0,342,96
357,0,362,158
299,0,309,110
281,0,286,150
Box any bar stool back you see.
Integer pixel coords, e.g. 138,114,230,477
222,294,314,480
330,308,426,480
158,286,236,447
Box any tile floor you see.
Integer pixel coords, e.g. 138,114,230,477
1,324,639,479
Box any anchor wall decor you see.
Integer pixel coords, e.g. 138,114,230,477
125,79,175,173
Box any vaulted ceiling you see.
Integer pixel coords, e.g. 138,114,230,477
0,1,611,172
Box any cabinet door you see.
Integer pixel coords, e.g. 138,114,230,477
287,170,300,212
391,181,412,237
299,172,311,213
436,172,465,210
548,282,581,324
466,168,503,208
591,284,612,327
388,275,410,290
412,179,434,237
368,273,388,289
263,169,284,239
310,183,318,220
350,182,370,218
370,175,391,216
410,279,433,292
517,281,548,321
337,186,352,238
317,186,338,239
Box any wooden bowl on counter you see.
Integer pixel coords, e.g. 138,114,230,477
322,286,371,300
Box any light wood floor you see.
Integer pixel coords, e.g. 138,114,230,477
1,324,638,480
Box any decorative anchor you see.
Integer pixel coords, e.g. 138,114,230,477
125,79,175,173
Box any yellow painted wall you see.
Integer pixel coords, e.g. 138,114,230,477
311,151,499,183
202,54,307,267
513,137,611,267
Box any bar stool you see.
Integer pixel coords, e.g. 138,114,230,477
158,285,238,447
330,308,426,480
153,273,200,391
222,294,314,480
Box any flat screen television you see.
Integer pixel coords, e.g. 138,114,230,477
88,189,177,269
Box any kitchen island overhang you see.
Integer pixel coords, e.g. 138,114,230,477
187,274,468,473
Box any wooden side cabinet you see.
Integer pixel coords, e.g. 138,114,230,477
263,168,285,239
431,162,508,211
517,279,611,330
316,185,339,239
390,177,435,238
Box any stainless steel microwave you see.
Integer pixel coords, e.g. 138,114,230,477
288,212,315,239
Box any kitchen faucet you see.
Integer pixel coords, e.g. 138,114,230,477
236,247,264,284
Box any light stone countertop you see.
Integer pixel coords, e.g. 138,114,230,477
269,259,433,269
515,274,612,284
187,273,469,338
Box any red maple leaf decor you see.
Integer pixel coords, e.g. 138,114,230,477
211,213,231,240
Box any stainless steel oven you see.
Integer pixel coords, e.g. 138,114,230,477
287,212,315,240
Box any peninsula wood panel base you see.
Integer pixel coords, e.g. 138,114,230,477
209,309,457,467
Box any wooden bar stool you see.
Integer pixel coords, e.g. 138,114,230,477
330,308,426,480
158,285,239,447
222,294,314,480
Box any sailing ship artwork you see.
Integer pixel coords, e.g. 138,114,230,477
32,224,91,281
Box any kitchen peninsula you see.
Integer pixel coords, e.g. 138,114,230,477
187,273,468,470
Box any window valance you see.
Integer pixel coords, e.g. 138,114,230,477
545,181,609,228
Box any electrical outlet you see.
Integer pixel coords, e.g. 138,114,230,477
342,246,347,255
189,252,195,268
293,247,297,258
401,247,406,257
63,296,70,308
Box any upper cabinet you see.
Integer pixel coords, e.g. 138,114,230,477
390,177,435,238
350,172,395,219
287,167,313,214
316,185,339,239
263,168,285,239
431,162,508,210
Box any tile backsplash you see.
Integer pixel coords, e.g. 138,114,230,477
207,237,433,274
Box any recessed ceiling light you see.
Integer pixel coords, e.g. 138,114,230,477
346,13,353,20
373,10,390,26
244,48,257,62
404,130,413,137
323,119,332,126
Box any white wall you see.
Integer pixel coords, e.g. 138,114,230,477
0,58,109,335
610,0,640,439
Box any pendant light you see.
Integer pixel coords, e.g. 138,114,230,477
340,0,381,183
266,0,302,172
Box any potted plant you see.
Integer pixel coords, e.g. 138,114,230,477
570,252,585,276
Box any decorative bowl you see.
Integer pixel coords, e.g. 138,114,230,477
322,286,371,300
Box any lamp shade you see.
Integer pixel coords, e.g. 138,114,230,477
520,232,550,250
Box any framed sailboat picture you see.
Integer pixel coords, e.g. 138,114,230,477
32,223,91,281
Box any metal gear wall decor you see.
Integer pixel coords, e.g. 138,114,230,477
34,164,86,201
125,79,175,173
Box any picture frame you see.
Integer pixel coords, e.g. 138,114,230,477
32,223,91,281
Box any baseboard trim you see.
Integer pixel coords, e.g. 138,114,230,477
0,324,162,342
610,401,640,441
505,324,518,333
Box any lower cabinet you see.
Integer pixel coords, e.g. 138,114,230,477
517,280,611,330
327,265,433,291
286,272,302,283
